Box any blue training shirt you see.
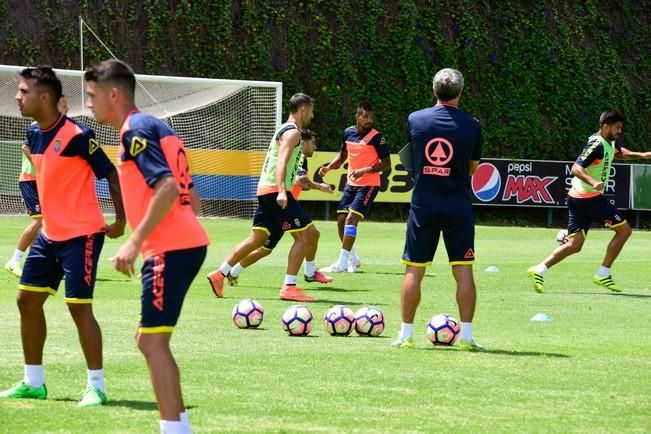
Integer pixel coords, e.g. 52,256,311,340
407,103,482,210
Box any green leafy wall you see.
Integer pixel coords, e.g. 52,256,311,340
1,0,649,159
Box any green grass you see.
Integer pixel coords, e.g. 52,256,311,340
0,216,650,433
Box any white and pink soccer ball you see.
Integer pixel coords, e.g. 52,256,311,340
231,299,264,329
323,305,356,336
282,305,313,336
425,313,460,346
354,306,385,337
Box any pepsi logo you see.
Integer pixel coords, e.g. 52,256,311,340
472,163,501,202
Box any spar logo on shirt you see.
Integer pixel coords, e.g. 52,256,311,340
423,137,453,176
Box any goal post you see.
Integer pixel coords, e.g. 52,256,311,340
0,64,282,218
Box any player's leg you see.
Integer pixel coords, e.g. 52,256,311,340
343,186,378,272
208,195,273,297
61,233,107,407
593,202,630,292
392,209,436,349
6,181,42,277
442,211,483,351
280,196,316,301
229,225,282,286
0,232,58,400
322,186,354,272
303,224,333,283
528,196,588,293
139,246,206,432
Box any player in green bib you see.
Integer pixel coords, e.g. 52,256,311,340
208,93,322,302
528,110,651,293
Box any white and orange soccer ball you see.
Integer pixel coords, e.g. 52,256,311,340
425,313,460,346
232,299,264,329
323,305,355,336
281,305,313,336
354,306,385,337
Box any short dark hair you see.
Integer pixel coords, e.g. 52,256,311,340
288,93,314,113
599,110,625,126
356,100,373,115
300,129,317,141
84,59,136,99
20,66,63,101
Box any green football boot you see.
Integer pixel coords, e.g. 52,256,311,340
527,267,545,293
390,336,415,350
459,339,485,352
78,386,107,407
593,275,622,293
0,381,47,400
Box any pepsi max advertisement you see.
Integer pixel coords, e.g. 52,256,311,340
471,159,631,208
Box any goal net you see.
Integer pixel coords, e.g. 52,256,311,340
0,65,282,218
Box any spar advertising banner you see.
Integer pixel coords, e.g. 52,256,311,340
471,159,631,208
301,153,632,209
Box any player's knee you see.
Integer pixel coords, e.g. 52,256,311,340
67,303,94,322
16,291,46,314
345,214,360,225
619,225,632,239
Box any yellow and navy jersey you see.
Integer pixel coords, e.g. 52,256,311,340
407,103,482,210
339,126,390,187
119,110,209,259
27,114,114,241
570,134,621,198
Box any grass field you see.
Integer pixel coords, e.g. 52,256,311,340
0,216,650,433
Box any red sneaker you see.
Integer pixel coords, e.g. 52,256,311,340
207,271,225,298
304,271,333,284
279,285,315,302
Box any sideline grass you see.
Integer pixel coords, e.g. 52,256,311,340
0,216,650,433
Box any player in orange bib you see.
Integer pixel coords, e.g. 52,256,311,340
0,67,126,407
319,101,391,273
85,59,209,434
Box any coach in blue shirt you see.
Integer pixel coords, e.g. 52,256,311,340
391,68,484,351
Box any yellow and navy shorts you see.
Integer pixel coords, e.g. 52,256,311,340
252,192,312,236
567,195,626,237
401,207,475,267
19,232,105,303
139,245,207,334
337,185,379,219
19,180,41,218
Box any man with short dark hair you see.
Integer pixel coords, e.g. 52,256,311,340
391,68,483,351
528,110,651,293
85,58,210,434
0,66,126,406
227,129,333,284
208,93,320,302
319,101,391,273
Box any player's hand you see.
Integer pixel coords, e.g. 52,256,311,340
349,168,368,182
319,183,333,194
102,219,126,239
111,239,139,277
276,190,288,209
593,181,605,191
318,166,330,177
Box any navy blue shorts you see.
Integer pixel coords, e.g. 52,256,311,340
252,192,312,236
19,232,105,302
401,207,475,266
263,225,285,250
337,185,379,219
19,180,41,218
139,245,207,333
567,195,627,237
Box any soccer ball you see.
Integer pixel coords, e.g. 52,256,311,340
556,229,569,245
281,305,313,336
425,313,460,346
323,305,355,336
231,299,264,329
354,306,385,337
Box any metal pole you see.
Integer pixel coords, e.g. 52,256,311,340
547,208,553,228
79,16,84,111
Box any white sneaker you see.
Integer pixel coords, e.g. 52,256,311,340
319,263,348,273
347,256,361,273
4,260,22,278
